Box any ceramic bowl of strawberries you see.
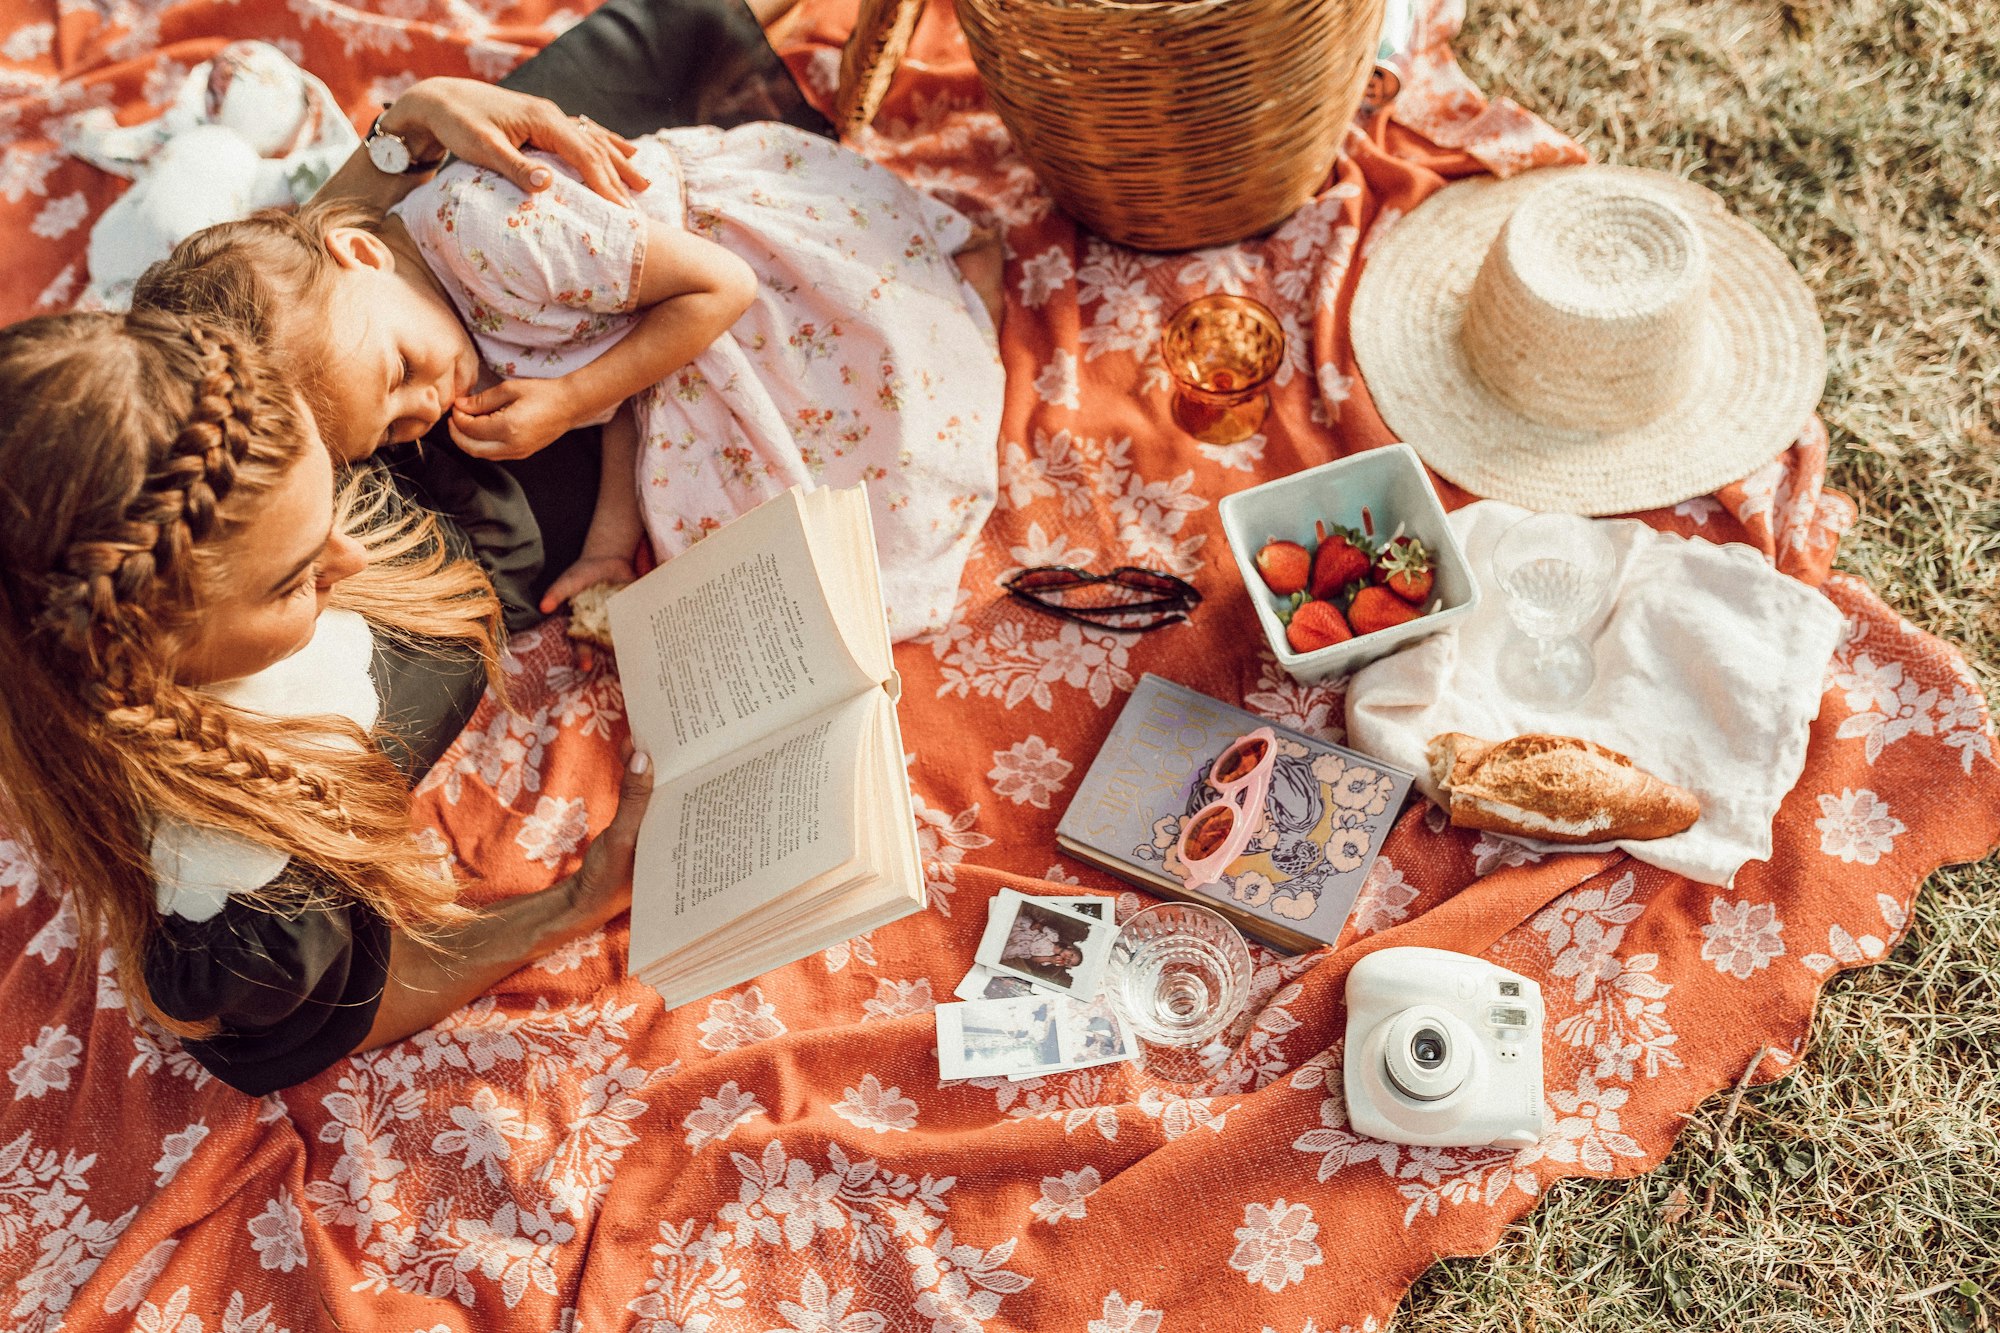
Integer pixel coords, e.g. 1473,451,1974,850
1218,443,1480,683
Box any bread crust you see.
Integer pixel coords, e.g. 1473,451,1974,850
565,582,619,652
1426,732,1700,843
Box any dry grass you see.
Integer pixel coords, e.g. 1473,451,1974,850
1397,1,2000,1328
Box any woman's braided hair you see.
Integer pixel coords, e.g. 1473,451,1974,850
32,317,334,803
0,311,495,1033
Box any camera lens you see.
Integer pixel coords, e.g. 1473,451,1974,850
1411,1027,1446,1068
1380,1007,1471,1103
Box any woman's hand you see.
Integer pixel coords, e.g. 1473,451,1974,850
377,77,649,204
561,749,654,935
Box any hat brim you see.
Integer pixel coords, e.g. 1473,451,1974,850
1351,166,1826,515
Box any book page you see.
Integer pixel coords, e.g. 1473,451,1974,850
610,489,879,784
800,485,895,686
627,688,880,971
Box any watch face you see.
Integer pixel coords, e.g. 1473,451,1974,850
367,132,411,175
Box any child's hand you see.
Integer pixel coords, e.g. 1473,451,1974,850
448,378,580,460
543,554,638,616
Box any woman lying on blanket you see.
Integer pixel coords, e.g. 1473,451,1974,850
134,118,1007,641
0,83,658,1098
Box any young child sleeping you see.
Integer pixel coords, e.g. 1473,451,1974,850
136,121,1005,640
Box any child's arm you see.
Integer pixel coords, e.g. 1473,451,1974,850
447,217,757,460
541,404,646,613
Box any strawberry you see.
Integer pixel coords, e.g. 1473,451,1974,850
1284,598,1354,654
1348,585,1424,635
1309,521,1373,600
1253,539,1312,595
1374,535,1434,604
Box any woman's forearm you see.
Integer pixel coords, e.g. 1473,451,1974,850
358,880,604,1050
354,749,652,1051
312,83,456,214
314,145,425,215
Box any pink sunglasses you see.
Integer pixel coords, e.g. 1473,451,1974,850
1175,728,1277,889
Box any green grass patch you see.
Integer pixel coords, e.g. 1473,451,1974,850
1398,3,2000,1327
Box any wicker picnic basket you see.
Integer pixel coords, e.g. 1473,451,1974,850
955,0,1385,251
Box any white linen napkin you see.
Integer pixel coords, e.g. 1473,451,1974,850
1345,501,1844,885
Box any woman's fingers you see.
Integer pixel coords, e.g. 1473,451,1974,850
479,129,558,196
607,137,649,185
390,80,650,203
607,751,654,847
562,118,648,194
566,751,653,927
526,114,647,205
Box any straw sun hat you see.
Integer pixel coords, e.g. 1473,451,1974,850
1351,166,1826,515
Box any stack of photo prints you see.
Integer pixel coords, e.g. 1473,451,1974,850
935,888,1136,1081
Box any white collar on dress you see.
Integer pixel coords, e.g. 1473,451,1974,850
151,609,378,922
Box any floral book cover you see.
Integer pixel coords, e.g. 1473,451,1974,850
1055,673,1413,953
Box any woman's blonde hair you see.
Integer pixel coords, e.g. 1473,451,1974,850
0,310,501,1033
133,198,377,418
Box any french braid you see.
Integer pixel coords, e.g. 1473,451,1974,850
35,322,246,651
36,323,348,814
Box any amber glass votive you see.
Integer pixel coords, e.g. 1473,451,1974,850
1161,295,1286,445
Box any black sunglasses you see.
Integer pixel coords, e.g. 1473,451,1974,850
1002,565,1202,633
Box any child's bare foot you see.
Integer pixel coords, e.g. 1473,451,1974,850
953,228,1005,329
542,555,636,617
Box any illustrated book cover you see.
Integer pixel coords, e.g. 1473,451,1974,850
1054,673,1414,953
609,485,923,1010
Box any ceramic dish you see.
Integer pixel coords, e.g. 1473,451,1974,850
1219,444,1479,683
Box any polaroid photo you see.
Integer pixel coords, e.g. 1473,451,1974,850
1053,996,1139,1072
975,888,1117,1000
1002,997,1140,1080
952,963,1044,1002
936,996,1067,1081
1044,894,1112,922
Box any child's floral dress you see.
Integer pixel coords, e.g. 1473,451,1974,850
394,122,1003,640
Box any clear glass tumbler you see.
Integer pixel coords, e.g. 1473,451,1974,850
1160,295,1286,445
1108,902,1253,1049
1490,512,1618,705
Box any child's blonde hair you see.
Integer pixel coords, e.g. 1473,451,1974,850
133,199,377,418
0,310,500,1034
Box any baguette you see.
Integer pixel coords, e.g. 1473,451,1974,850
1426,732,1700,844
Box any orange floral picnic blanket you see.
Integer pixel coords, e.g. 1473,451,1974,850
5,0,1999,1329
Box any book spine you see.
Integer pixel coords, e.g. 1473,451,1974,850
1054,838,1324,957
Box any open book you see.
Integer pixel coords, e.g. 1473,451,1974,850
607,486,923,1011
